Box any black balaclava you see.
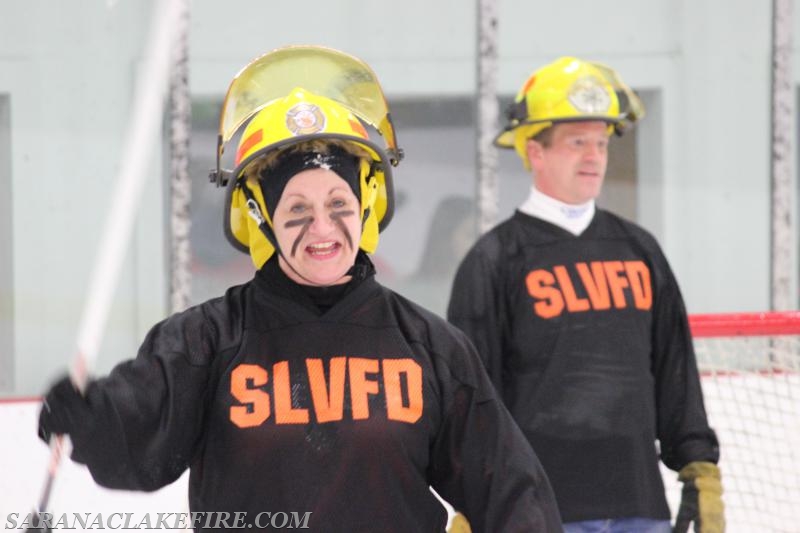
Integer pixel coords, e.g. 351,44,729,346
259,144,362,218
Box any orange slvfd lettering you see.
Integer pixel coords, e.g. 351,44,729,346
228,357,424,426
526,260,654,319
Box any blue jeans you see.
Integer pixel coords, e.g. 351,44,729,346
563,518,671,533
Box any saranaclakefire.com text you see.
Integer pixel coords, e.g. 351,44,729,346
5,511,312,530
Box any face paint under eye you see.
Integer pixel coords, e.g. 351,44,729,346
284,216,313,257
284,216,313,228
330,210,356,250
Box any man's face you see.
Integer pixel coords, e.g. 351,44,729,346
526,121,610,205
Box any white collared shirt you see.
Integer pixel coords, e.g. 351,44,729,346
518,186,595,236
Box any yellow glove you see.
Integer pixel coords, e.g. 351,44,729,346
673,461,725,533
448,512,472,533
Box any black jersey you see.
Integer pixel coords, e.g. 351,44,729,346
447,210,719,523
65,258,562,532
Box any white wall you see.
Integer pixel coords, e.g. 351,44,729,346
186,0,791,313
189,0,479,97
0,2,168,394
1,0,797,397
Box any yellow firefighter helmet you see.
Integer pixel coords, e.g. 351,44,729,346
209,45,403,268
495,56,644,168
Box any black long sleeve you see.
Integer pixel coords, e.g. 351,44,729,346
447,209,719,522
46,271,561,532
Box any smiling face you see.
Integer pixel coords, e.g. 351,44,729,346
526,121,610,205
271,167,362,286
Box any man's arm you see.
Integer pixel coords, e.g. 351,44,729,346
447,242,507,395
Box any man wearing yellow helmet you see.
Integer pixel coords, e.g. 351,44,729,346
448,57,724,533
35,46,562,532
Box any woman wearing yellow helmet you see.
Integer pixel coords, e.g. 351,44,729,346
36,46,562,532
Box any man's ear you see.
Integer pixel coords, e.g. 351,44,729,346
526,139,544,170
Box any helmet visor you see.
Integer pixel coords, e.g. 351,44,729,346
218,45,401,164
590,61,645,126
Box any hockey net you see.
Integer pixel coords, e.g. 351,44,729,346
667,311,800,532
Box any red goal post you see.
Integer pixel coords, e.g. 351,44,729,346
690,310,800,339
690,311,800,375
663,311,800,532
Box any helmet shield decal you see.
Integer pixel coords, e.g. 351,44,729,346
567,75,613,114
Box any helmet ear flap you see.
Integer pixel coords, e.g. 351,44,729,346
359,159,380,253
226,178,277,269
361,161,379,211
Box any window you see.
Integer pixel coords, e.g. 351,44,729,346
185,94,649,318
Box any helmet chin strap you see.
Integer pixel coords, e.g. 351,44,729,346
240,181,357,287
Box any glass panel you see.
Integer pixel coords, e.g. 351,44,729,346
372,98,479,317
192,93,644,318
192,96,481,317
599,118,639,221
190,99,255,305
